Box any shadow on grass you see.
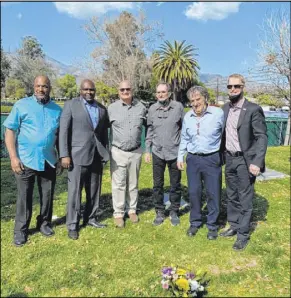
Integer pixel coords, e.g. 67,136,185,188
1,159,269,236
6,293,28,297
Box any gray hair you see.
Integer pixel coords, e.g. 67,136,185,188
187,86,209,102
156,81,172,93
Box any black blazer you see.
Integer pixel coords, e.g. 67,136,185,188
221,99,268,172
59,97,109,165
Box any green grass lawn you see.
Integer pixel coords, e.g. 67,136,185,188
1,147,290,297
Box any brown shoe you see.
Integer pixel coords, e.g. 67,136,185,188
129,213,139,223
114,217,124,228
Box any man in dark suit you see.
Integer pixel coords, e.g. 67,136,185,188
220,73,268,250
59,79,109,240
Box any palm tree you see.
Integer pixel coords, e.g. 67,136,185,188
153,40,200,101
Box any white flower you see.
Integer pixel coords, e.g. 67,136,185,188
190,280,199,291
198,285,204,291
173,274,178,281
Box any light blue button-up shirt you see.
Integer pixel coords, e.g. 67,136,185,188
3,96,62,171
83,98,99,129
177,106,224,162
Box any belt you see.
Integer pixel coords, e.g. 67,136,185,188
113,145,140,152
189,151,219,157
226,150,244,157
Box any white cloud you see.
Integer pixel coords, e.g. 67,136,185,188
17,13,22,20
157,2,164,6
53,2,135,19
185,2,242,21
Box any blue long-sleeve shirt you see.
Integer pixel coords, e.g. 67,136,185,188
177,106,224,162
3,96,62,171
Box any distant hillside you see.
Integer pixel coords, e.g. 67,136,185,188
5,52,269,93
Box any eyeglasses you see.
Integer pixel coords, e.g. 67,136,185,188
82,88,95,92
119,88,131,92
227,85,243,90
196,122,200,135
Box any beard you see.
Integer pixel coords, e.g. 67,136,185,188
229,91,243,103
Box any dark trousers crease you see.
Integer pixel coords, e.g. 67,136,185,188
186,153,221,231
14,162,56,233
152,153,181,213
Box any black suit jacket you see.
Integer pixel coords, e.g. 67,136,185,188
221,99,268,172
59,97,109,165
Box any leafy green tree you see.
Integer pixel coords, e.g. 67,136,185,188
153,40,200,101
95,81,118,105
1,41,11,90
13,36,55,96
5,78,25,99
207,88,216,105
55,74,77,99
255,93,284,108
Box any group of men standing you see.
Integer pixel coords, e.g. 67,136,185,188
4,73,267,251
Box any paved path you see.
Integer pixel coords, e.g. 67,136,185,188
257,167,289,181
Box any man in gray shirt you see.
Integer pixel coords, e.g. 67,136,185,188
108,80,147,228
145,82,184,226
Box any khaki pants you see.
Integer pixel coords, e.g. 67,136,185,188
110,146,142,218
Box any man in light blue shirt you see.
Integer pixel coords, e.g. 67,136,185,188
177,86,224,240
4,75,62,246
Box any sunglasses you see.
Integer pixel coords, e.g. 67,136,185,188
227,85,243,90
82,88,95,92
119,88,131,92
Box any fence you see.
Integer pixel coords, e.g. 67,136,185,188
0,114,288,158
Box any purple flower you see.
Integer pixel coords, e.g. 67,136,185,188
162,267,172,275
186,272,195,279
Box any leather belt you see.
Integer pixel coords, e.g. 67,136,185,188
189,151,219,157
113,145,140,152
226,150,244,157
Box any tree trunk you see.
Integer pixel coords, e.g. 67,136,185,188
284,116,290,145
173,79,177,101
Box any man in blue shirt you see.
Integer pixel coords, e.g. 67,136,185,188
59,79,109,240
4,75,62,246
177,86,224,240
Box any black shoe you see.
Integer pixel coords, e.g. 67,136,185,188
207,230,218,240
219,228,237,237
39,224,55,237
233,239,249,251
152,211,165,226
169,211,180,226
68,230,79,240
186,226,199,237
88,219,107,228
14,232,27,247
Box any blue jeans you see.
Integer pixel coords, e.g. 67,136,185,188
186,152,222,230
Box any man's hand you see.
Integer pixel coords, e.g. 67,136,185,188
144,153,151,163
249,164,260,176
61,157,71,169
11,156,24,174
177,161,184,171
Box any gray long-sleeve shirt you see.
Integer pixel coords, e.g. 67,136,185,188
145,100,184,161
108,99,147,151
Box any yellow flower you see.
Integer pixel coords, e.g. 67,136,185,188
176,268,187,275
175,278,190,291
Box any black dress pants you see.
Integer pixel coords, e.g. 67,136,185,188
66,151,103,230
14,162,56,233
225,154,256,240
152,153,181,213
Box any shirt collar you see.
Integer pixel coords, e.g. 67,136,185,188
82,97,97,107
190,104,212,117
33,95,51,105
155,100,174,110
230,97,245,109
120,98,136,106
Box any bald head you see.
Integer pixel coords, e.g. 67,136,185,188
34,75,51,102
80,79,95,89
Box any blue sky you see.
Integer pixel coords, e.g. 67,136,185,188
1,1,290,78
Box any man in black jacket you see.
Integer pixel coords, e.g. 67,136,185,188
220,73,268,250
59,79,109,240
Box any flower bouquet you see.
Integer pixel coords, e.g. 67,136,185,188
161,266,209,297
